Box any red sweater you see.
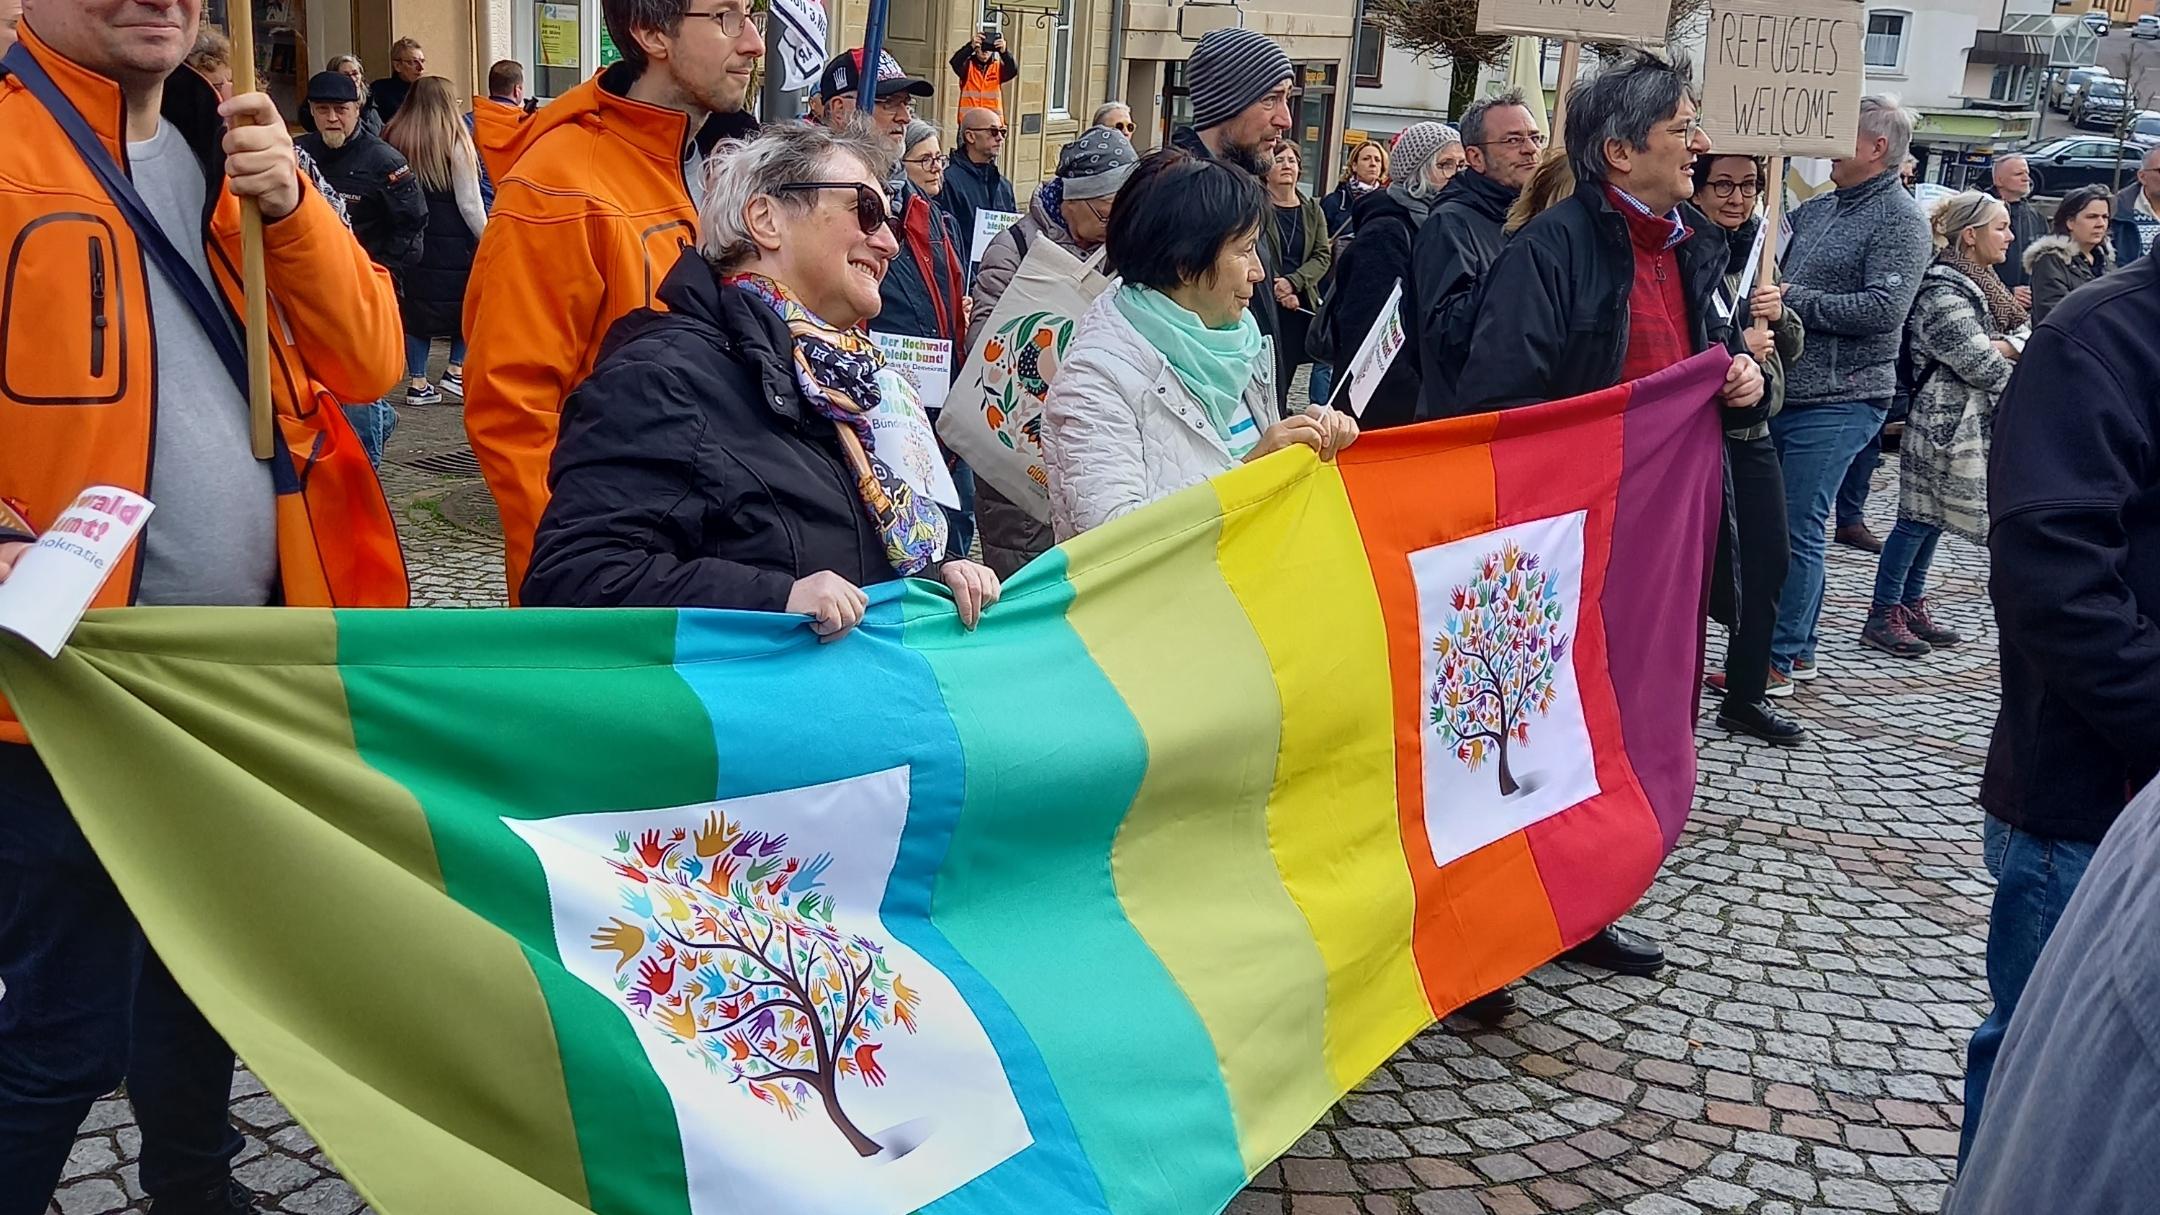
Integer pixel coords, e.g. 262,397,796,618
1610,187,1693,384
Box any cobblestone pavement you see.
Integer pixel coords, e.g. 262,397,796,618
50,396,1997,1214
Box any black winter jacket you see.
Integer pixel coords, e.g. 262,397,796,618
1452,182,1733,414
1324,185,1427,428
523,246,898,611
399,186,479,339
874,185,969,358
295,130,427,272
1170,125,1284,401
1413,168,1516,417
938,154,1015,261
1994,195,2048,292
1983,245,2160,844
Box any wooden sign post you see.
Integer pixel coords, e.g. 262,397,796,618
1699,0,1864,327
225,1,275,460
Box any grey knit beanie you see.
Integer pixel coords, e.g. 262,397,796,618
1187,28,1294,131
1390,121,1460,186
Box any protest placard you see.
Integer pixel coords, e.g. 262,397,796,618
1476,0,1671,47
1327,281,1409,419
970,209,1023,264
872,331,955,413
1700,0,1864,158
0,486,153,658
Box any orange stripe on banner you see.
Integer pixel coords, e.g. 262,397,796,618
1336,415,1562,1016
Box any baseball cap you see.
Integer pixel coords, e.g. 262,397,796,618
304,70,362,105
819,49,935,103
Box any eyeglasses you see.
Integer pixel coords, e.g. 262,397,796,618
905,153,948,169
772,182,892,234
1080,197,1110,223
1477,132,1547,152
681,5,764,37
1705,179,1761,199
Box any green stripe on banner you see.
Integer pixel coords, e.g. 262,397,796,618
907,536,1249,1213
338,608,717,1215
1059,495,1338,1173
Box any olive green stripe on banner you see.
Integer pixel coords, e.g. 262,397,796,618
0,608,594,1214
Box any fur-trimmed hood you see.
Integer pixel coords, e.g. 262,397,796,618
2022,233,2102,273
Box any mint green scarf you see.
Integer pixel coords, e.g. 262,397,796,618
1113,285,1264,448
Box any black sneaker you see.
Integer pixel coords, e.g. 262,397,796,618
1456,988,1519,1025
1717,697,1808,747
1560,925,1665,977
149,1178,260,1215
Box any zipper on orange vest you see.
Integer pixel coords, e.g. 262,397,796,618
89,235,109,378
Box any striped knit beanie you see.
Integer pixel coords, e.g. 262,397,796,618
1187,28,1294,131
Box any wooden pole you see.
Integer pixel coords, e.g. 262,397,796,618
226,1,275,461
1755,154,1785,334
1551,40,1581,140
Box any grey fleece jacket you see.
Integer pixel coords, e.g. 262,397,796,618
1777,167,1933,408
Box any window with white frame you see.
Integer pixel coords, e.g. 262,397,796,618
1865,12,1908,71
1050,0,1075,115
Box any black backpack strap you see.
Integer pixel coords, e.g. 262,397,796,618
3,42,250,399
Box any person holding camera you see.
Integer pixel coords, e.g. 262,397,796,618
950,24,1018,118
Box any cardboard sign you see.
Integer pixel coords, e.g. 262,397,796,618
1329,281,1409,419
0,486,153,658
1700,0,1865,158
1476,0,1672,47
872,332,955,413
970,209,1023,264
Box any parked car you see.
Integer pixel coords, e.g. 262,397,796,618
2053,65,2114,113
2075,78,2132,128
2086,10,2113,35
2137,14,2160,37
2015,137,2151,193
2131,110,2160,145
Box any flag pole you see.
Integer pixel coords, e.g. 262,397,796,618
225,0,275,461
1755,154,1785,334
1550,39,1580,139
858,0,892,109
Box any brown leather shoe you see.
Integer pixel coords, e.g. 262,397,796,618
1834,523,1884,553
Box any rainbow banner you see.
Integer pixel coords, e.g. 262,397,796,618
0,352,1728,1215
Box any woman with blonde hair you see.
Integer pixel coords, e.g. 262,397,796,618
1863,190,2025,659
1321,138,1389,236
383,76,487,405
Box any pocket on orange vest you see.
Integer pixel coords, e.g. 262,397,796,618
1,213,132,406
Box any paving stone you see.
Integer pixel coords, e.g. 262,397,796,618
54,1179,130,1215
1817,1176,1900,1212
1905,1127,1963,1158
1284,1159,1361,1193
1678,1176,1760,1210
1409,1193,1483,1215
1527,1178,1596,1211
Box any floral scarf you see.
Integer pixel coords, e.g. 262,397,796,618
726,273,946,576
1940,249,2028,336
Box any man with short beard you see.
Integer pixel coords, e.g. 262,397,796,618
295,71,425,272
1169,26,1293,400
1415,90,1543,414
464,0,765,601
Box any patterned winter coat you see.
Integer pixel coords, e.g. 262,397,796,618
1901,261,2017,543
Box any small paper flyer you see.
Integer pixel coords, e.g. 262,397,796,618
872,332,955,413
1332,280,1409,419
0,486,154,658
870,366,963,510
970,209,1023,264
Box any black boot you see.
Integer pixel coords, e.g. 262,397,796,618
1456,988,1519,1025
1560,925,1665,977
149,1178,259,1215
1717,697,1808,747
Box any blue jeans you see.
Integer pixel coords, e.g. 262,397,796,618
1308,363,1335,408
404,334,468,381
1769,399,1889,671
0,745,243,1213
1871,519,1941,610
1836,425,1882,529
1960,814,2098,1163
342,400,398,468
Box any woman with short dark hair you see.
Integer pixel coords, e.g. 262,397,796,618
1041,150,1358,538
2023,185,2113,326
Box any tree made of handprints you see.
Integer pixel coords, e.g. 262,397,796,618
589,816,922,1158
1429,540,1571,797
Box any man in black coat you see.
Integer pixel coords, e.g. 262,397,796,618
1988,153,2046,300
296,71,425,272
1413,90,1542,414
1961,239,2160,1162
369,36,425,124
940,107,1017,259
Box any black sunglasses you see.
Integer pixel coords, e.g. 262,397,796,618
772,182,892,234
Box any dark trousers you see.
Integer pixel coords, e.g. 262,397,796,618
0,744,242,1213
1836,425,1882,529
1711,433,1791,703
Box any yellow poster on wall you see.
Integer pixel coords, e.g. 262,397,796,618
538,3,580,68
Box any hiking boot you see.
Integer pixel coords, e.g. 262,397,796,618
1902,599,1963,647
149,1178,260,1215
1718,697,1808,747
1765,667,1795,698
438,366,465,398
406,381,443,407
1862,605,1932,658
1835,522,1885,553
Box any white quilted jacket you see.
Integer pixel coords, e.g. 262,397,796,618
1042,290,1280,541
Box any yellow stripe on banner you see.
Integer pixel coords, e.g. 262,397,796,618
1211,454,1430,1093
1062,484,1339,1176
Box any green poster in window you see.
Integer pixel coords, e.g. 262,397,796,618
599,21,621,67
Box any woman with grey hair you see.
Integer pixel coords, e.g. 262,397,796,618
1862,190,2025,659
899,119,949,201
523,124,1003,636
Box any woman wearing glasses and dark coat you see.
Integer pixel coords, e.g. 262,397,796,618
522,125,1002,640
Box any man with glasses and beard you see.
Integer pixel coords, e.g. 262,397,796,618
463,0,765,602
1414,89,1544,415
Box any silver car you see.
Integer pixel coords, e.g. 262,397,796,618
2053,65,2114,113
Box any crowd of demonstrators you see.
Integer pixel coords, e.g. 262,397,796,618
463,0,764,601
1961,180,2160,1169
296,69,428,464
523,123,1000,633
382,76,488,408
1091,99,1135,137
469,58,527,208
941,106,1016,257
1863,191,2021,661
1764,96,1931,691
948,25,1017,119
1319,120,1461,424
1264,141,1331,395
1169,27,1296,404
2113,144,2160,264
1692,154,1806,747
1412,92,1541,416
1041,152,1356,540
1987,153,2044,303
0,3,409,1212
370,36,426,124
2024,185,2112,325
968,127,1136,577
1321,137,1389,236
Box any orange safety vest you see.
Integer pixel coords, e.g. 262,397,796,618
960,60,1005,115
